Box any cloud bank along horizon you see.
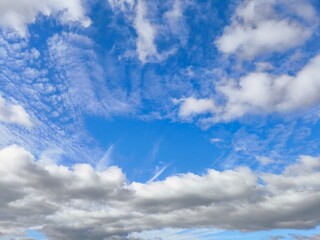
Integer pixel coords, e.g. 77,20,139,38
0,0,320,239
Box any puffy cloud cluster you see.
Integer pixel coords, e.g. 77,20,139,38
179,54,320,122
0,95,32,127
1,144,320,239
216,0,317,58
0,0,91,36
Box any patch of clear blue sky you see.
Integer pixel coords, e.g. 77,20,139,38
26,230,47,240
23,226,320,240
84,116,229,182
84,112,320,182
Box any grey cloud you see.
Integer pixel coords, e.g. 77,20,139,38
269,236,285,240
291,234,320,240
1,145,320,239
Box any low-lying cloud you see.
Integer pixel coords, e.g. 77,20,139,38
1,145,320,239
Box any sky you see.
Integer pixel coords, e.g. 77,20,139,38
0,0,320,239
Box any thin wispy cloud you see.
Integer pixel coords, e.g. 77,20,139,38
147,163,171,183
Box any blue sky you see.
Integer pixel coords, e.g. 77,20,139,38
0,0,320,239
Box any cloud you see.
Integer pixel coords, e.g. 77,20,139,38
178,97,216,118
108,0,185,63
1,144,320,239
134,0,159,63
163,0,188,45
95,145,114,172
0,95,32,127
291,234,320,240
216,0,316,58
0,30,113,163
108,0,135,12
178,54,320,122
147,163,171,183
0,0,91,36
256,156,274,166
210,138,223,144
47,32,131,117
129,228,222,240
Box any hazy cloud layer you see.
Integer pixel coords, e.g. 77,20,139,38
1,145,320,239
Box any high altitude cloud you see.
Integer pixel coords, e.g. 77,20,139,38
216,0,316,58
0,0,91,36
1,144,320,239
0,30,109,164
108,0,161,63
134,0,159,63
0,95,32,127
108,0,135,12
179,54,320,122
108,0,185,63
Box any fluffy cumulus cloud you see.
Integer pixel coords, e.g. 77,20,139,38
1,144,320,239
216,0,316,58
0,0,91,36
0,95,32,127
179,54,320,122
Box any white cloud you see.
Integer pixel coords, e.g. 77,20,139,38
134,0,159,63
47,32,132,116
108,0,135,12
256,156,274,166
95,145,114,172
0,95,32,127
0,30,114,165
210,138,223,144
164,0,188,45
179,97,216,118
0,0,91,36
147,163,171,184
216,0,316,58
1,144,320,239
129,228,222,240
178,54,320,122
